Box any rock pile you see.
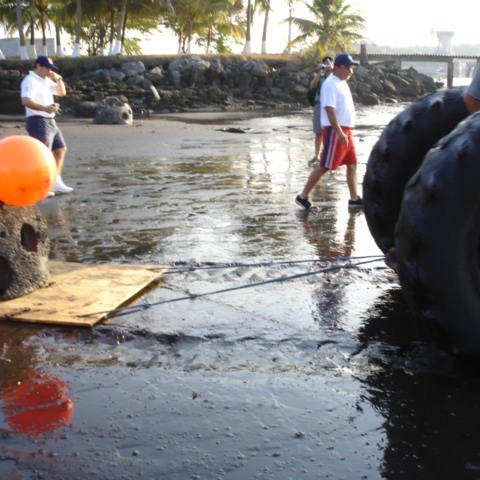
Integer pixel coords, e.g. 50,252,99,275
0,55,437,117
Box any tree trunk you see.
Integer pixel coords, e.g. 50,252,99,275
206,23,212,54
55,25,63,57
72,0,82,57
286,5,292,54
41,20,47,55
120,9,128,51
16,0,28,59
242,0,252,54
98,21,106,56
108,10,115,54
261,6,269,54
29,20,37,58
111,0,128,55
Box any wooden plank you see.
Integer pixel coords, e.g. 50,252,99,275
0,261,167,327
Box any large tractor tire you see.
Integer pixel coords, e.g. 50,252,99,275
363,87,469,254
394,112,480,356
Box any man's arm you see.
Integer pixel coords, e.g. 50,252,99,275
325,106,348,145
48,71,66,97
21,97,58,114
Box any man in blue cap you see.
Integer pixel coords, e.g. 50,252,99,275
296,53,362,210
20,55,73,196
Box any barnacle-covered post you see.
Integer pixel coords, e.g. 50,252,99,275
0,202,50,300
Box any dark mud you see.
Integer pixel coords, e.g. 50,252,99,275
2,106,480,480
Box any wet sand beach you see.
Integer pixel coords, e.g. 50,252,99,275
2,107,480,480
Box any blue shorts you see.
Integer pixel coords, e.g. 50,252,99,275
25,116,66,150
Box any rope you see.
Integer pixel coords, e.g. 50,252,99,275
84,256,386,321
163,254,384,274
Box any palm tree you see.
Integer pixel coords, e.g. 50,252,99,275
285,0,293,53
290,0,364,58
48,0,70,56
111,0,127,54
242,0,252,53
195,0,244,54
33,0,52,55
0,0,28,58
254,0,270,54
16,0,28,59
72,0,81,56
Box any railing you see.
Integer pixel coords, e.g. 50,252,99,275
356,44,480,88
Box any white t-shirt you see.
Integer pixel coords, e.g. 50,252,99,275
320,74,355,127
20,71,57,118
467,65,480,100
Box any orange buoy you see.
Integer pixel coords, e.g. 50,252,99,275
0,135,56,206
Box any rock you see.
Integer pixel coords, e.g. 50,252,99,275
0,56,438,115
92,69,112,84
74,101,97,118
121,60,146,77
94,96,133,125
189,57,210,86
207,58,225,85
381,79,397,96
358,91,380,105
251,60,270,77
145,66,164,84
167,55,211,87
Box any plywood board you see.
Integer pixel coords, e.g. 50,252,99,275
0,261,166,327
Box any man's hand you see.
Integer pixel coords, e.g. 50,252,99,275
45,103,60,114
338,129,349,146
325,106,348,144
48,71,63,82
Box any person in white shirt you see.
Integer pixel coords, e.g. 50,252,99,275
296,53,362,210
20,56,73,195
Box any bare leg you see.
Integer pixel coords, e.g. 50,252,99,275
314,133,322,159
300,165,328,198
51,147,73,193
53,146,67,176
346,163,358,200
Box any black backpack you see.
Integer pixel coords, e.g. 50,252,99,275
306,87,317,106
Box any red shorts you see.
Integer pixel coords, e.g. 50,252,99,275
320,127,357,170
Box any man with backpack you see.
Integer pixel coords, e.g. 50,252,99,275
307,56,333,167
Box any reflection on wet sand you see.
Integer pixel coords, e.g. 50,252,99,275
301,208,361,259
0,325,74,437
300,208,363,330
39,200,77,262
357,288,480,479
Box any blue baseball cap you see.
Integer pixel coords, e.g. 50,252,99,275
35,55,58,70
334,53,359,67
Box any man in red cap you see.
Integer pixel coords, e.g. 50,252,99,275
296,53,362,211
20,55,73,196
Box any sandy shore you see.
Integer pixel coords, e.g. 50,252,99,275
3,105,476,480
0,113,248,159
